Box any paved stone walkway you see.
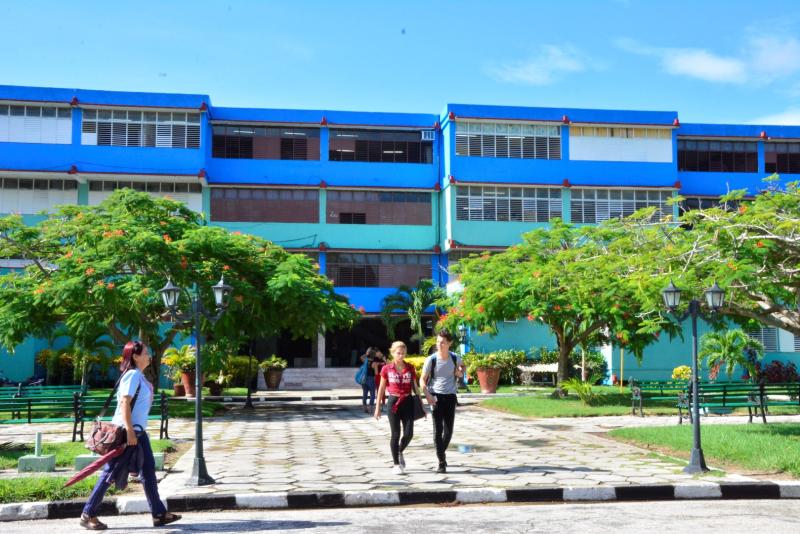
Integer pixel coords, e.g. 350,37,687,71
3,399,798,496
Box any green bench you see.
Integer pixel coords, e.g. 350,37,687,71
16,385,87,397
0,394,81,425
630,379,745,416
74,391,169,442
678,382,800,424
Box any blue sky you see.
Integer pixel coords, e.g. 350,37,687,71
2,0,800,124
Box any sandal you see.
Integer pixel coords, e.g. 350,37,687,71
80,513,108,531
153,512,182,527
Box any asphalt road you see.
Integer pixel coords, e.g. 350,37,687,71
7,500,800,533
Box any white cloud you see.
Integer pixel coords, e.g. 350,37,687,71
662,49,746,83
487,45,586,86
614,37,746,83
748,36,800,80
748,108,800,125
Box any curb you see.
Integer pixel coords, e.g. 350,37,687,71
2,481,799,521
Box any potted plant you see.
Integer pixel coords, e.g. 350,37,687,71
464,351,502,394
163,345,197,396
171,368,186,397
206,371,229,396
259,355,288,390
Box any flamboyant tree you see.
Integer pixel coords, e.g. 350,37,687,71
0,189,358,384
620,176,800,335
440,219,680,386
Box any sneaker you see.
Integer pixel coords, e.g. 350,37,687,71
392,464,405,475
399,453,406,468
79,514,108,531
436,463,447,474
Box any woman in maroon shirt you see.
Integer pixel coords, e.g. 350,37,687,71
375,341,421,474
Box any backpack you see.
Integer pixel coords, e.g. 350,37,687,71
355,358,369,385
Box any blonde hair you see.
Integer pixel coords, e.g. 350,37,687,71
390,341,406,355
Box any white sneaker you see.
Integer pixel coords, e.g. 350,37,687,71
392,464,405,475
399,453,406,468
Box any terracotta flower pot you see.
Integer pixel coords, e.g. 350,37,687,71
265,368,283,390
181,371,196,397
173,383,185,397
476,368,501,394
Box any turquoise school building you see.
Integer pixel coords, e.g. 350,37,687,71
0,85,798,387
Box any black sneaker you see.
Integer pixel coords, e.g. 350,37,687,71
436,463,446,474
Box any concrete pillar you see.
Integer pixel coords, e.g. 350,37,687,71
317,332,326,368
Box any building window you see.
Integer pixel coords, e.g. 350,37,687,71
326,253,431,287
455,122,561,160
326,190,431,225
210,187,318,223
794,334,800,352
329,129,433,163
572,126,672,139
747,327,778,352
88,181,202,211
211,125,320,160
678,139,757,173
570,188,671,224
0,105,72,144
0,178,78,214
455,186,561,222
765,142,800,174
81,109,200,149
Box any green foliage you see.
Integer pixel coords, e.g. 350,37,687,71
441,220,679,385
0,190,358,384
618,178,800,337
35,348,73,385
0,475,119,504
403,355,427,377
672,365,692,380
380,280,448,341
220,355,254,386
163,344,196,372
699,329,764,379
463,350,526,381
420,335,438,356
529,347,608,383
259,354,288,370
561,376,601,405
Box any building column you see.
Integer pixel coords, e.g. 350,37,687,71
316,332,326,369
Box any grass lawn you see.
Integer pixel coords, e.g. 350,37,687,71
608,424,800,478
480,387,680,418
0,439,174,470
0,439,174,503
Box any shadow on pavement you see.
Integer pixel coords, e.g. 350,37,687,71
125,519,350,532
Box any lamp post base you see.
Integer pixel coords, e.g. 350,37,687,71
682,448,709,474
243,392,254,410
186,458,216,486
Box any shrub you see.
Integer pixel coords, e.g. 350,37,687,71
35,349,74,385
162,345,196,372
463,350,525,384
672,365,691,380
561,376,601,405
758,360,799,383
220,355,255,387
403,355,427,377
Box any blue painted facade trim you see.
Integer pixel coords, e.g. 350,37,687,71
0,84,209,109
211,106,436,128
445,103,678,126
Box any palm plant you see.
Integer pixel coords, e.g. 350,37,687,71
699,329,764,379
380,280,448,341
49,325,116,388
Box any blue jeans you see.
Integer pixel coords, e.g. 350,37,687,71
82,430,167,517
362,376,376,406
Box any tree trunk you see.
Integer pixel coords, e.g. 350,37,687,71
80,358,88,389
556,344,571,394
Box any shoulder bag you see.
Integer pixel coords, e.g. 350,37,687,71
85,370,141,455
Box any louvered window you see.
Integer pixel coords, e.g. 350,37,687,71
765,142,800,175
81,109,200,148
329,129,433,163
455,186,561,222
327,253,431,287
211,125,319,160
327,190,431,225
747,327,779,352
570,188,671,224
455,122,561,160
679,139,757,173
210,187,318,222
794,335,800,352
0,105,71,144
0,178,78,214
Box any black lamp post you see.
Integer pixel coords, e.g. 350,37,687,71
160,275,233,486
661,280,725,474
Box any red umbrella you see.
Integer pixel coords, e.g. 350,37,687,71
64,445,126,488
